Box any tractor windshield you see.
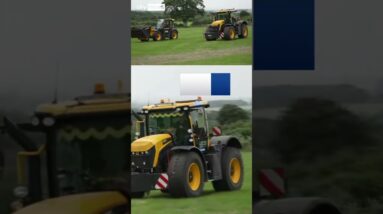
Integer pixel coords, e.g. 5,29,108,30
55,117,130,195
146,111,190,145
215,12,230,21
156,19,165,28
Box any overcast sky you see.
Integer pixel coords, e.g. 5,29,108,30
132,66,252,106
131,0,252,11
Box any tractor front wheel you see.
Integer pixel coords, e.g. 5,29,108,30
213,147,244,191
223,26,236,40
239,24,248,39
153,32,162,41
167,152,204,197
170,30,178,40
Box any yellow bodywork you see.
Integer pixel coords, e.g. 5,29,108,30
14,191,127,214
131,134,172,167
211,19,225,27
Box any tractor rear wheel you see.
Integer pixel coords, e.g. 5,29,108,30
213,147,243,191
167,152,204,197
223,26,236,40
239,24,248,39
170,30,178,40
153,32,162,41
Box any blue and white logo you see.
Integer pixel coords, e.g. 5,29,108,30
180,73,231,96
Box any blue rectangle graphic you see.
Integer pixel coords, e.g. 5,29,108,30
211,73,231,96
253,0,315,70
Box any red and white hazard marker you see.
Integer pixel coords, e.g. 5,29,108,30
212,127,222,136
259,168,286,198
155,173,169,190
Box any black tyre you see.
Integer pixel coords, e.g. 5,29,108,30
238,24,248,39
170,30,178,40
167,152,204,197
153,32,162,41
213,147,244,191
131,191,150,198
223,26,236,40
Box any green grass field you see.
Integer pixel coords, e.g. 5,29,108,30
131,27,252,65
131,152,252,214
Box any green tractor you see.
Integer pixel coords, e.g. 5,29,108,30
204,9,249,41
131,18,179,42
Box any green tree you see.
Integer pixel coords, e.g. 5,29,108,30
162,0,205,26
217,104,249,125
273,98,376,163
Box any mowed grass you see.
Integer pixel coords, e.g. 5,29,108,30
131,152,252,214
131,27,252,65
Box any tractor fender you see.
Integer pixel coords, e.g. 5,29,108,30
253,197,342,214
210,136,242,149
170,146,208,182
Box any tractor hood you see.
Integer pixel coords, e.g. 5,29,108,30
211,20,224,27
131,134,172,152
14,191,127,214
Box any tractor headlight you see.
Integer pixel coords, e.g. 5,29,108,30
176,107,181,112
135,132,140,136
13,186,28,199
189,138,194,143
42,117,55,127
187,129,193,134
183,107,189,111
31,116,39,126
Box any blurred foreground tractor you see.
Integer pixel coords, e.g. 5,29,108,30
204,9,248,41
2,84,130,214
131,18,178,42
131,98,244,197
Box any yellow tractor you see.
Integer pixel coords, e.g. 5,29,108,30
204,9,249,41
2,84,131,213
131,98,244,197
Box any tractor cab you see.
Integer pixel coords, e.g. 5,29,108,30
135,98,210,151
213,9,238,25
156,19,174,29
3,84,130,210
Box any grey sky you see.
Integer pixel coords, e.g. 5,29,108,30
132,66,252,106
131,0,252,11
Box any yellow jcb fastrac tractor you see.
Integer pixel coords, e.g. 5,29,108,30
1,84,131,214
204,9,249,41
131,98,244,198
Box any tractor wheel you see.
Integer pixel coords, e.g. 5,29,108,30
131,191,150,198
153,32,162,41
213,147,243,191
167,152,204,197
223,26,236,40
239,24,248,39
170,30,178,40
